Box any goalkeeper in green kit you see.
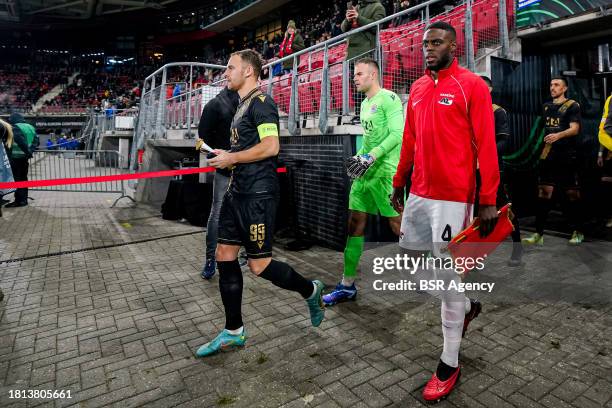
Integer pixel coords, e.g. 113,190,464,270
323,58,404,306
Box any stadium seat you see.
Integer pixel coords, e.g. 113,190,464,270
329,64,353,111
297,73,316,115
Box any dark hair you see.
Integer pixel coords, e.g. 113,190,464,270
425,21,457,40
356,57,380,75
480,75,492,87
232,49,263,79
551,76,568,87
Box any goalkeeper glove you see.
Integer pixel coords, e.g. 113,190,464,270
346,153,375,179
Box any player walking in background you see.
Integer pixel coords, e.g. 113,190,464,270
323,58,404,306
522,77,584,245
196,86,240,279
480,75,523,266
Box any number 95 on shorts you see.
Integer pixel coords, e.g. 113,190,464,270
8,389,72,399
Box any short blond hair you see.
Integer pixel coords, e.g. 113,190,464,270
231,49,263,79
0,118,13,149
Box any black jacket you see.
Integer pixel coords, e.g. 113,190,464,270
198,87,240,176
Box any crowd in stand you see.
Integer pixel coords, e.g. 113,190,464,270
196,0,460,72
0,62,142,115
0,69,66,113
42,69,141,114
0,0,466,114
252,0,461,74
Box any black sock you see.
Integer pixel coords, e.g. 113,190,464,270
218,260,243,330
436,359,458,381
511,215,521,243
535,197,552,235
259,260,314,299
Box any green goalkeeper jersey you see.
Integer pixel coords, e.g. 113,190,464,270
358,88,404,178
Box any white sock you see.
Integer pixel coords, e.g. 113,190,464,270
440,300,464,368
465,297,472,314
226,326,243,335
341,277,355,287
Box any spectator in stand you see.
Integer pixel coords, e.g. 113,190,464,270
105,105,116,118
342,0,386,60
172,83,182,98
342,0,386,120
392,0,412,27
279,20,305,74
263,40,276,60
331,19,343,38
46,137,54,150
132,84,141,98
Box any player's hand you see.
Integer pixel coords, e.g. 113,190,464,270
346,153,375,179
597,156,604,167
209,149,236,169
478,205,498,238
195,138,204,151
391,187,405,213
544,133,560,144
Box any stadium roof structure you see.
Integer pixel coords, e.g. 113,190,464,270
0,0,183,24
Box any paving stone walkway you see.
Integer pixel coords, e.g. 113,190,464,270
0,191,610,408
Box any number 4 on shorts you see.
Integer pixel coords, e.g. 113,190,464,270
441,224,452,242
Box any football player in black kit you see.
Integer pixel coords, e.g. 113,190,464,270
523,77,584,245
195,50,325,357
481,76,523,265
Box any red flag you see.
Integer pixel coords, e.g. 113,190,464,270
446,204,514,275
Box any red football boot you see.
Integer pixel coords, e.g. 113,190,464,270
462,298,482,337
422,366,461,402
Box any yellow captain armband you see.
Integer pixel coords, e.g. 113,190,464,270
257,123,279,139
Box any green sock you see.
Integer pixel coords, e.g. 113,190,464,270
343,236,364,283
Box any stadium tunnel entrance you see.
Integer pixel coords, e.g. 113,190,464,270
498,6,612,239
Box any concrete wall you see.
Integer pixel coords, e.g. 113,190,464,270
135,139,198,208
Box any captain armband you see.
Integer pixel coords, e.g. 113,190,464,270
257,123,279,140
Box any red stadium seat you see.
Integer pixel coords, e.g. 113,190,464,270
297,73,316,114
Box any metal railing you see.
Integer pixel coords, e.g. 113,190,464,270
29,149,134,207
132,62,226,169
131,0,515,164
99,108,139,134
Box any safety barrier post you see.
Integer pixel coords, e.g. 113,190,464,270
156,68,168,138
465,0,475,71
342,60,349,117
288,56,299,135
186,64,193,137
499,0,510,59
319,43,330,133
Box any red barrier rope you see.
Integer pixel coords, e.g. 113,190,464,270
0,166,287,189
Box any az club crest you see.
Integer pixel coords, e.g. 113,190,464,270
438,97,453,106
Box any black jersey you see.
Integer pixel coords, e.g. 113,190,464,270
493,104,510,169
493,104,510,140
229,88,280,194
543,99,581,155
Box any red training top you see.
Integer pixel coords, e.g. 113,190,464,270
393,58,499,205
